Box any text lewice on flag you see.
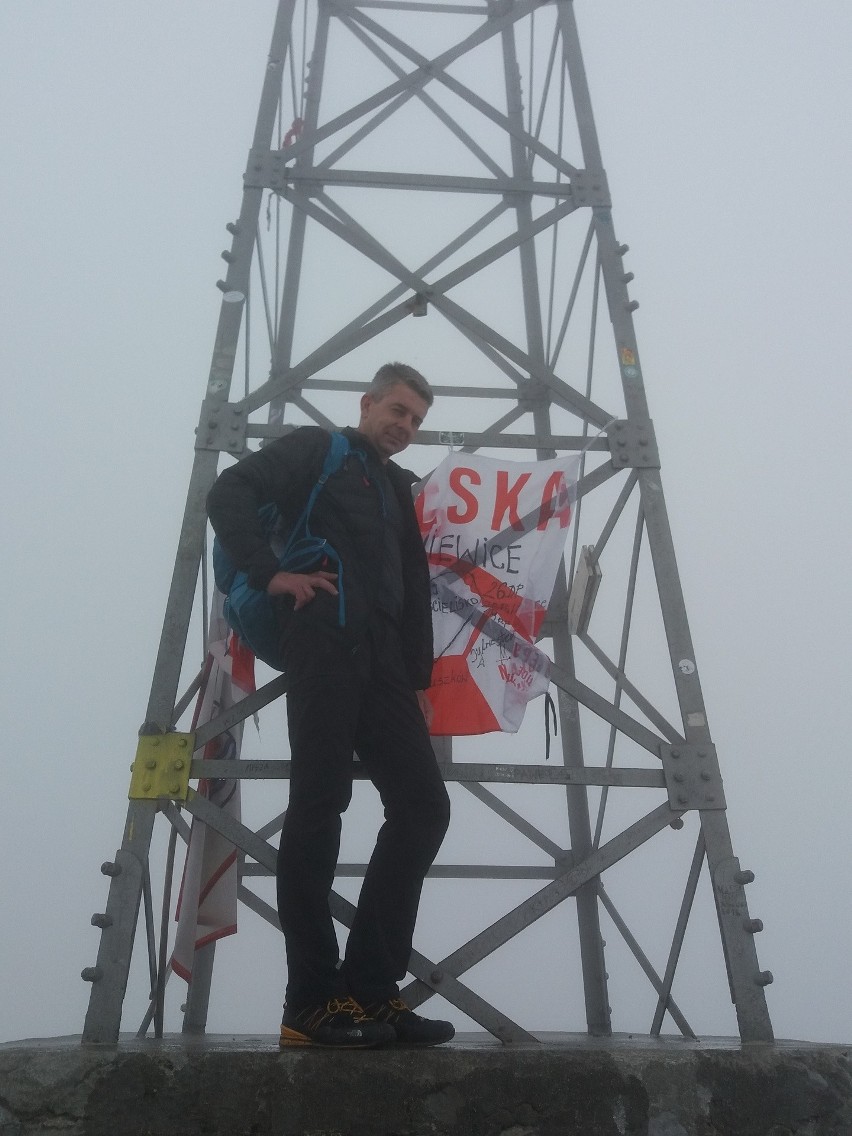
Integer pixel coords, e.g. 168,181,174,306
416,451,579,736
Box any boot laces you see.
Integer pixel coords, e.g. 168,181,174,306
327,996,369,1022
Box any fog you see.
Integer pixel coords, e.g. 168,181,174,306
1,1,850,1046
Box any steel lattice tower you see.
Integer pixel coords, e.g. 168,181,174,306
82,0,773,1045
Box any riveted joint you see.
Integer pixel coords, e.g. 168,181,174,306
660,741,725,810
195,398,248,453
91,913,113,929
735,869,755,885
570,168,611,208
100,861,121,878
755,970,774,987
607,419,660,470
743,918,764,934
81,967,103,983
129,733,195,800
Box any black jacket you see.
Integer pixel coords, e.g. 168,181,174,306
206,426,434,689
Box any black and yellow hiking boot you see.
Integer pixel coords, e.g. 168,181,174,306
361,997,455,1046
279,997,395,1048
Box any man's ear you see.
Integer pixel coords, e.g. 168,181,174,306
359,392,372,420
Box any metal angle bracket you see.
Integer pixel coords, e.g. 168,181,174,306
130,734,195,801
195,398,248,454
659,742,726,811
567,544,602,635
607,419,660,469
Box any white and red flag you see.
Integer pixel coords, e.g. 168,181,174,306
416,451,579,736
171,592,254,982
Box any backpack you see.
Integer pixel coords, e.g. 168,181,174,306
212,431,357,670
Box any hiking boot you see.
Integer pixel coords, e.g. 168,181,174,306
362,997,455,1046
279,996,395,1048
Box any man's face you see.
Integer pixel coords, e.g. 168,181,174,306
358,382,429,460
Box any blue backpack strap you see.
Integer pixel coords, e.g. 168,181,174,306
279,431,351,625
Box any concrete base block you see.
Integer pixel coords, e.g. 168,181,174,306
1,1033,851,1136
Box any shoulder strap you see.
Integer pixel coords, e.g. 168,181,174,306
280,431,350,559
303,431,350,522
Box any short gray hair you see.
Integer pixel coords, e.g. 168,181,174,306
368,362,433,407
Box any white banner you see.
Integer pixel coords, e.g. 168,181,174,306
416,451,579,735
171,592,253,982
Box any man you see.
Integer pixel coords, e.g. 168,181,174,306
207,363,453,1048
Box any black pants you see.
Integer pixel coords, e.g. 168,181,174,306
277,614,450,1009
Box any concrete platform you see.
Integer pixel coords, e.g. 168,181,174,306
1,1032,850,1136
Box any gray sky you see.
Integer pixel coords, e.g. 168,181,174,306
2,1,851,1045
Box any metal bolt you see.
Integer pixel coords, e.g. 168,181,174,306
671,748,681,759
755,970,774,987
700,771,711,782
91,913,113,929
673,773,685,783
151,738,160,747
101,861,121,877
170,783,181,795
174,759,185,771
735,870,755,885
698,750,708,758
142,781,152,792
677,794,688,806
743,918,763,934
146,758,157,770
705,795,716,804
178,738,188,747
669,818,684,830
81,967,103,983
430,970,444,984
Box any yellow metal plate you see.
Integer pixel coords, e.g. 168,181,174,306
129,734,195,800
